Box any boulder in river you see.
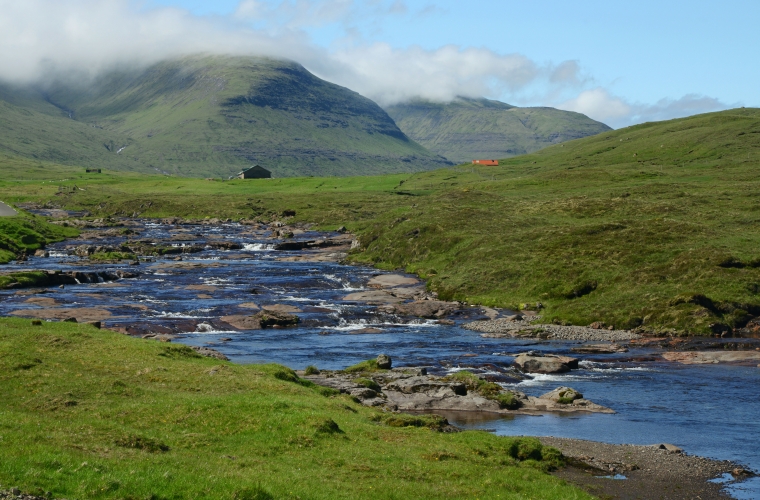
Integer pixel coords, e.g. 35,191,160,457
376,354,392,369
253,310,300,328
513,352,579,374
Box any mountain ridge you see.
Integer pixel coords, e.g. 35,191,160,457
385,96,611,163
0,55,451,178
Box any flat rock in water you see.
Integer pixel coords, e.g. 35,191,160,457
349,328,384,334
185,284,217,292
262,304,303,314
23,297,58,306
367,274,419,288
237,302,260,310
513,352,579,373
387,300,460,318
220,314,262,330
343,290,404,304
571,343,628,354
10,307,112,322
662,351,760,364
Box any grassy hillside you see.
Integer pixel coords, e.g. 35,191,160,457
0,55,450,178
385,97,611,163
0,317,585,499
2,108,760,334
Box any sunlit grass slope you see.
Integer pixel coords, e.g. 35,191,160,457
2,108,760,333
0,318,585,499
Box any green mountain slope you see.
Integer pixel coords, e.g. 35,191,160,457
385,97,611,163
0,55,451,178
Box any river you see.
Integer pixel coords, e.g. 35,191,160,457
1,218,758,498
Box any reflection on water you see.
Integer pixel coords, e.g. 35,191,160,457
0,218,758,498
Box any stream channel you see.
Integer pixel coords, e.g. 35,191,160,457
1,218,759,498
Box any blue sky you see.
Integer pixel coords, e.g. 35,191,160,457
2,0,756,127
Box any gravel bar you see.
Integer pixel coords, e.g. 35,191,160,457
464,317,642,341
538,436,753,499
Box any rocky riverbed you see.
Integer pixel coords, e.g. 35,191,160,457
302,355,614,414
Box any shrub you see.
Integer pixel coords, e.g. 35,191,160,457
343,359,380,373
304,365,320,375
354,377,381,392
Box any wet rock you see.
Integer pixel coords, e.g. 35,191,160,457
367,274,419,288
513,352,579,373
661,351,760,364
653,443,683,453
349,328,384,334
540,386,583,403
33,249,49,258
262,304,303,314
252,310,300,328
343,290,404,304
388,300,460,319
10,307,112,322
384,376,465,397
571,343,629,354
376,354,392,369
220,315,263,330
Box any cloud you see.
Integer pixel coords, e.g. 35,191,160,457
0,0,734,128
0,0,568,106
319,43,542,106
558,88,732,128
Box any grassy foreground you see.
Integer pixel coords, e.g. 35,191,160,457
0,318,586,499
2,108,760,333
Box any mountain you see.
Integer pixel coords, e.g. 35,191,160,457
385,97,611,164
0,55,451,178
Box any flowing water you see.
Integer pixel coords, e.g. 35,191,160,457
1,219,758,498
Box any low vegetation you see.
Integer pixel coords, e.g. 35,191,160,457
0,318,586,499
2,108,760,333
446,371,520,410
0,212,77,264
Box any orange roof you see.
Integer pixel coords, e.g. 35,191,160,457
472,159,499,166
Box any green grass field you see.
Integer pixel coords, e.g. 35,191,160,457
0,318,588,499
2,108,760,333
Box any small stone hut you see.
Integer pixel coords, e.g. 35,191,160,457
237,165,271,179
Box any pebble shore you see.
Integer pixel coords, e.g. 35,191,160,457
464,317,642,341
539,436,752,500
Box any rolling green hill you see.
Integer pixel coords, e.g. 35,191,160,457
0,55,451,178
385,97,611,163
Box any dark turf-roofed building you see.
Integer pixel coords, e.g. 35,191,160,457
237,165,271,179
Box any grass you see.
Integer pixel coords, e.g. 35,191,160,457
2,107,760,333
0,211,78,264
0,317,589,499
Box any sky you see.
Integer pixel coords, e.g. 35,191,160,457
0,0,757,128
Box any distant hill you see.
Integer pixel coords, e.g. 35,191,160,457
0,55,451,178
385,97,611,164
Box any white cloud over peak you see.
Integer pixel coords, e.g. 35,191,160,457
558,88,732,128
0,0,734,128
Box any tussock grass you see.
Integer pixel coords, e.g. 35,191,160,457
0,318,584,499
